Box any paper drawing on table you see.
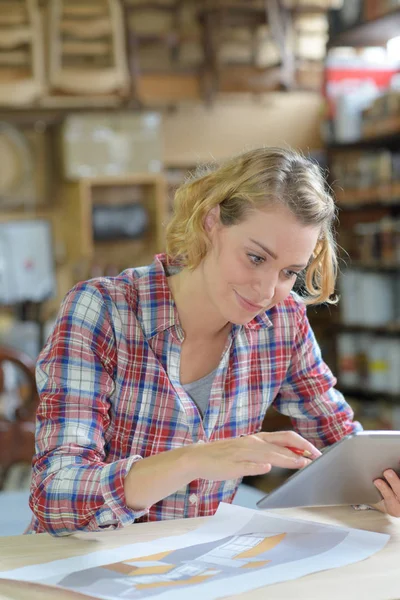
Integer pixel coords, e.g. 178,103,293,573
51,525,348,598
0,503,389,600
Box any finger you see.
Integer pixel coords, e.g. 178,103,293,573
256,431,321,458
261,449,309,470
383,470,400,497
241,439,307,466
374,479,400,517
240,462,272,477
277,431,322,458
255,431,321,458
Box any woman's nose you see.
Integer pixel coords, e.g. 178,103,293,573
252,275,277,303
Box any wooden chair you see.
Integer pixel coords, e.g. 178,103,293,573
0,346,39,490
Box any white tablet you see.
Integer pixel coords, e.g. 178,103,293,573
257,431,400,510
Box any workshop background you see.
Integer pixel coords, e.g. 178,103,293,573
0,0,399,532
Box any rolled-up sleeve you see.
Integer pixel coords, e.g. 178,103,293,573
273,301,363,449
29,282,147,536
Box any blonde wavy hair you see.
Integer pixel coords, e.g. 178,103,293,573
166,147,338,305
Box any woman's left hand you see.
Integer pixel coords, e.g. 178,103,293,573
372,469,400,517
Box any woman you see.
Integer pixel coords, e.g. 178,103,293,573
28,147,400,536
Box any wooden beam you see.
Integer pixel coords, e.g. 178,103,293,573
136,72,200,103
219,64,282,92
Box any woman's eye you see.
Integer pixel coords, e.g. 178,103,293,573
248,254,265,266
283,270,299,280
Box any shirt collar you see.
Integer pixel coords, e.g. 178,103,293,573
135,254,272,340
246,311,273,330
134,254,180,340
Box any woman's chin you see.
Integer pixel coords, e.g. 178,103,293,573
225,308,259,326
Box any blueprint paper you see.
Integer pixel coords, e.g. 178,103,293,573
0,503,389,599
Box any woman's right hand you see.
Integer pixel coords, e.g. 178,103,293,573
124,430,321,511
189,431,321,481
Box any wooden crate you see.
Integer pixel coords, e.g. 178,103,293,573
61,174,167,281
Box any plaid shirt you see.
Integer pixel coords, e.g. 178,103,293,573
28,254,361,536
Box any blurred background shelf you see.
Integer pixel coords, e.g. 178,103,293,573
1,0,400,518
328,6,400,48
327,128,400,151
339,386,400,402
306,0,400,441
337,323,400,335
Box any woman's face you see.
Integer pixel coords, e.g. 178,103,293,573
201,204,321,325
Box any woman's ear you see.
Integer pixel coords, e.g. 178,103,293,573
204,205,220,233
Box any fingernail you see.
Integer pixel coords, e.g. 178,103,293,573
310,449,322,458
384,470,394,479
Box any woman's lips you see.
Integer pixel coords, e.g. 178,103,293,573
234,290,264,312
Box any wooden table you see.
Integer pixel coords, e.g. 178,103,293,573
0,506,399,600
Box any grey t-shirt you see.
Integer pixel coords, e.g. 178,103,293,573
167,265,217,417
182,368,217,417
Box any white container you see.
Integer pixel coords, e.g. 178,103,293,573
337,333,359,387
366,338,391,393
359,273,394,326
386,339,400,395
62,112,163,179
0,219,56,305
334,81,380,143
339,270,362,324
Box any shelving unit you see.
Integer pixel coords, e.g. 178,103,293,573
322,3,400,423
339,386,400,402
349,261,400,271
327,6,400,48
61,174,167,283
336,323,400,335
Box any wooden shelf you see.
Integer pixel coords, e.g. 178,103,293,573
0,106,127,127
198,5,267,27
337,200,400,211
335,182,400,208
326,6,400,414
339,385,400,402
363,115,400,141
348,261,400,272
328,7,400,48
337,323,400,336
327,128,400,152
61,174,167,279
126,2,179,11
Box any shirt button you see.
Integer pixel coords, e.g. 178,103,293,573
189,493,198,505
